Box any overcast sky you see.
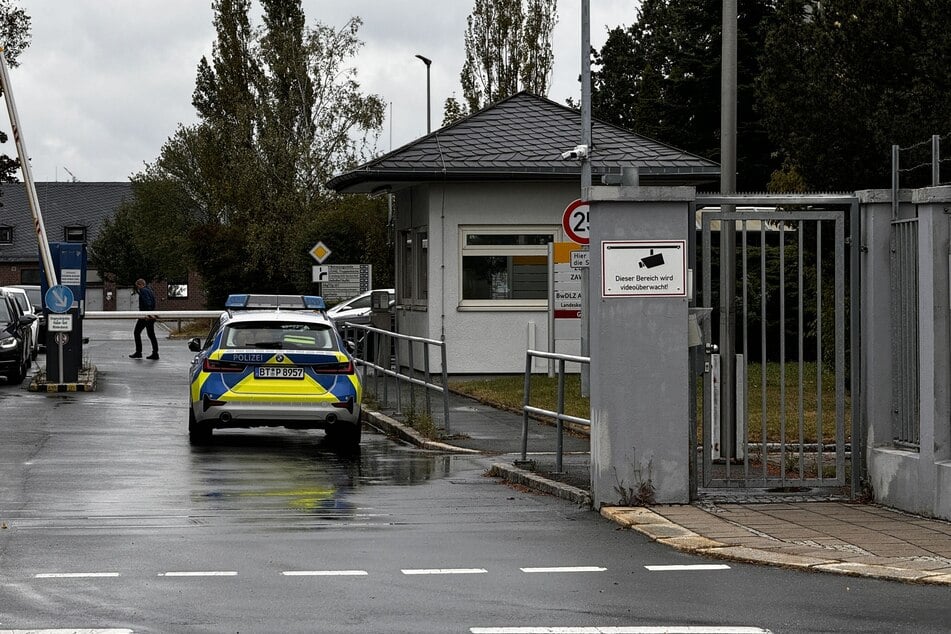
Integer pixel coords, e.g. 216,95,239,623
7,1,639,183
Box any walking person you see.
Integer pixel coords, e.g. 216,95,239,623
129,278,159,360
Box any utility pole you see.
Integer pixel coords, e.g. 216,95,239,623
719,0,738,462
579,0,592,396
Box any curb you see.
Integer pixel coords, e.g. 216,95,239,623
363,409,588,506
363,409,481,454
28,365,99,392
600,506,951,586
487,463,591,507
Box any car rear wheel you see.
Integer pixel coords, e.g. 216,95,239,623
328,421,362,452
188,408,212,445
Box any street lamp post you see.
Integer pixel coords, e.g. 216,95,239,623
415,54,432,134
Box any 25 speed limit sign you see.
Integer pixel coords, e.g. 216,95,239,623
562,199,589,244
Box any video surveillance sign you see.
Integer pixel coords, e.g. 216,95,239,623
601,240,687,297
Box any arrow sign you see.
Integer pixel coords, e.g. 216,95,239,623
45,284,74,314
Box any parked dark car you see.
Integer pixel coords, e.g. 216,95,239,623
0,289,36,384
7,284,45,351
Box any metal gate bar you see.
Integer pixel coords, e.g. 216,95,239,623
891,218,920,449
700,206,849,490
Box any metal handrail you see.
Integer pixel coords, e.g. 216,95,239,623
339,322,451,435
521,349,590,473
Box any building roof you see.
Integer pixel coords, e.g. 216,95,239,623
0,182,132,262
328,91,720,194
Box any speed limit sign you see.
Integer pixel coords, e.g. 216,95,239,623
562,199,589,244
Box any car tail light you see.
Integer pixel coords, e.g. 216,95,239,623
203,358,246,372
312,360,354,374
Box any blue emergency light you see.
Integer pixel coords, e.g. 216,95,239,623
225,294,326,311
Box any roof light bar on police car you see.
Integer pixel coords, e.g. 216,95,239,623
224,294,327,311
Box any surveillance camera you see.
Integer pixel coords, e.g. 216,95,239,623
560,144,589,161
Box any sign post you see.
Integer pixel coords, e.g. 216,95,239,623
562,199,590,395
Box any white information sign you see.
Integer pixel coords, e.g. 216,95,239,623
601,240,687,297
48,313,73,332
60,269,81,285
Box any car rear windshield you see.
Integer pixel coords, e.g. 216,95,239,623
223,322,337,351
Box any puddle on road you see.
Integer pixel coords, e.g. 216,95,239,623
186,428,480,516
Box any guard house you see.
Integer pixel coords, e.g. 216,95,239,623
328,92,719,374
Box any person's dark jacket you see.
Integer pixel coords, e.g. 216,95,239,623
138,286,156,311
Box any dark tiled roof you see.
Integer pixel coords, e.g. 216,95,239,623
0,182,132,262
328,92,719,193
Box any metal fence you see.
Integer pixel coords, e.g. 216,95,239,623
338,322,451,435
890,217,920,449
520,349,590,473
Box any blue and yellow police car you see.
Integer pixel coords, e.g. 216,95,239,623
187,294,362,449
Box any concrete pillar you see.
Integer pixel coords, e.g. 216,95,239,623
587,186,694,506
913,187,951,519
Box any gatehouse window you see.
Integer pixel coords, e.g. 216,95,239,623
459,225,555,308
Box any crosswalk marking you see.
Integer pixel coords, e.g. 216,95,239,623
401,568,488,575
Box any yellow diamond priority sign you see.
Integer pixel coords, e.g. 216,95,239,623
309,241,331,264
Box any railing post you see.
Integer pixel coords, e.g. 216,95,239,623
441,341,450,436
393,334,403,416
556,358,565,473
521,351,532,462
423,341,432,419
407,340,416,414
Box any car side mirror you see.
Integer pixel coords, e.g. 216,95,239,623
188,337,202,352
18,313,36,326
344,339,356,354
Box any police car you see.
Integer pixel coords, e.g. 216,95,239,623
187,294,362,449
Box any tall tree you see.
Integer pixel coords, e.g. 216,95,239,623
90,1,387,303
453,0,557,117
759,0,951,191
592,0,778,191
0,0,31,183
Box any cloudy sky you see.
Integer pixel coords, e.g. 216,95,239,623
8,0,639,183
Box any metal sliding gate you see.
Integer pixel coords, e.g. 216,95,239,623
694,195,859,496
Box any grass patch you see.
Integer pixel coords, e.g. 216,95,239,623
449,361,850,444
448,374,589,421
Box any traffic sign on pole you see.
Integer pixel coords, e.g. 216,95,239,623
562,199,590,244
309,241,332,264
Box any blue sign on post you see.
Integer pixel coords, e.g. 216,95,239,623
45,285,74,314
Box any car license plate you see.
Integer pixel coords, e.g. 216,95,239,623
255,366,304,379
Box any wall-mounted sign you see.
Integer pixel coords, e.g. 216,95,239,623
601,240,687,297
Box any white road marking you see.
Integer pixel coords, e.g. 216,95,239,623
157,571,237,577
33,572,121,579
401,568,488,575
281,570,368,576
644,564,732,571
519,566,607,573
469,625,771,634
0,630,133,634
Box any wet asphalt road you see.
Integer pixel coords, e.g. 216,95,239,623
1,320,949,633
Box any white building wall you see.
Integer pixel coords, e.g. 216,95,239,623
395,181,581,375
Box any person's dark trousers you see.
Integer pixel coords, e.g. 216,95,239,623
132,318,159,358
